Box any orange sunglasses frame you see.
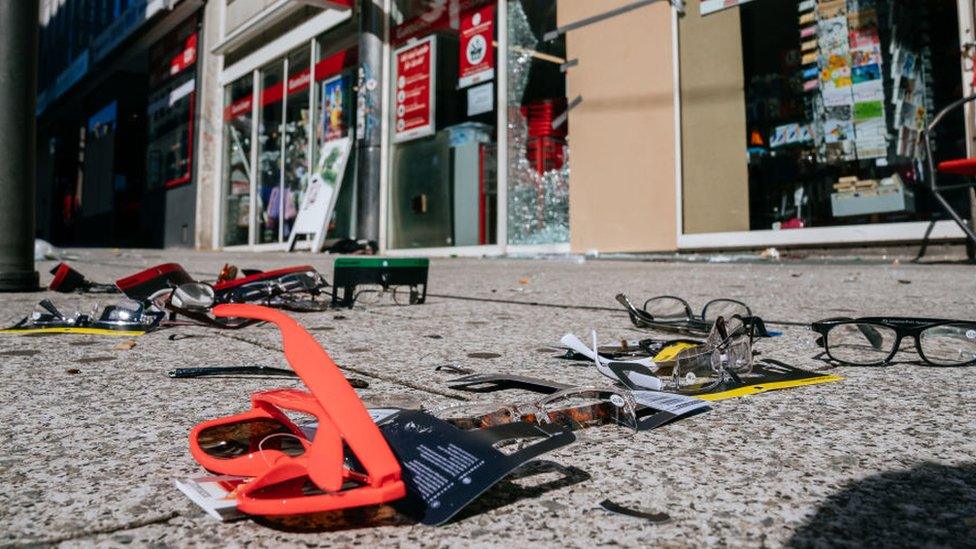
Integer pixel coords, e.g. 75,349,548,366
187,304,405,515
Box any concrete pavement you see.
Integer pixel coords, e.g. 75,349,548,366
1,249,975,547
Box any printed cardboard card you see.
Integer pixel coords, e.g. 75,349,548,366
851,45,882,68
691,360,843,401
848,7,878,30
852,64,881,84
854,100,884,122
823,86,853,108
380,410,575,525
175,475,249,521
819,18,850,51
853,80,884,102
819,0,847,19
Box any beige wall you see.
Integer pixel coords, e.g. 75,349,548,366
679,0,749,234
225,0,280,35
194,0,225,249
562,0,678,253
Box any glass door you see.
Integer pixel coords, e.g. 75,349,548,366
220,75,254,247
257,61,284,244
282,46,312,242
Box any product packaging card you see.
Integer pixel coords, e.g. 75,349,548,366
819,17,850,51
854,100,884,121
380,410,575,525
824,118,855,143
851,45,882,68
175,475,249,521
853,80,884,102
819,0,846,19
691,360,843,401
852,64,881,84
445,373,710,431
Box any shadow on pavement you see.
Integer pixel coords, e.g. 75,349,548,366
251,460,589,533
253,503,411,533
787,462,976,547
451,461,591,523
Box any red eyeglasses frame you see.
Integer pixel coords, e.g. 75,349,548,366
187,304,405,515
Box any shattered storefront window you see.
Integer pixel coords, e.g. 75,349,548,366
506,1,569,245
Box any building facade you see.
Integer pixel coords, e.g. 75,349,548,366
36,0,976,254
36,0,205,248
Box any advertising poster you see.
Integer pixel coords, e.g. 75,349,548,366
394,36,437,143
169,33,197,76
458,6,495,88
321,75,347,142
287,137,353,252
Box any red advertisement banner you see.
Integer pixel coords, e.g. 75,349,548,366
392,0,493,45
394,36,437,142
458,5,494,88
169,33,197,77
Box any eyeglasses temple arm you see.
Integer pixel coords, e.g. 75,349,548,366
857,324,884,350
615,294,653,324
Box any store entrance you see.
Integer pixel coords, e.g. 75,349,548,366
740,0,965,231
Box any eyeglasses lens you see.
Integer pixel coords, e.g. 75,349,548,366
432,402,519,431
827,323,898,365
100,299,145,322
536,389,638,443
235,283,272,302
175,283,215,310
702,300,751,323
196,418,304,459
673,347,722,393
919,323,976,366
391,286,419,305
279,272,321,293
353,285,385,305
643,297,691,322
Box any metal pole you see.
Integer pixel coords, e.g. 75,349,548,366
0,0,40,291
355,0,385,244
958,0,976,260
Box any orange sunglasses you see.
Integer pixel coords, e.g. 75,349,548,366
187,304,405,515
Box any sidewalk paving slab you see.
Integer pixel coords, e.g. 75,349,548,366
0,250,974,547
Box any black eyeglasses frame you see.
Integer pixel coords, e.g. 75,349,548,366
811,316,976,367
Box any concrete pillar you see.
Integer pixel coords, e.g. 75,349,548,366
194,0,225,250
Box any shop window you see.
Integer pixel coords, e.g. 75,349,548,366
146,26,198,191
220,30,356,249
387,0,499,249
314,28,358,241
221,75,254,247
506,0,569,245
680,0,965,234
282,46,313,242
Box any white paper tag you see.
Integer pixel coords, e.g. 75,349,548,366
631,390,709,416
560,333,662,391
466,82,493,116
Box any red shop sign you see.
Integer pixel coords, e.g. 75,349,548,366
224,96,252,121
170,33,198,76
458,5,494,88
392,0,493,45
287,69,311,95
393,35,437,143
